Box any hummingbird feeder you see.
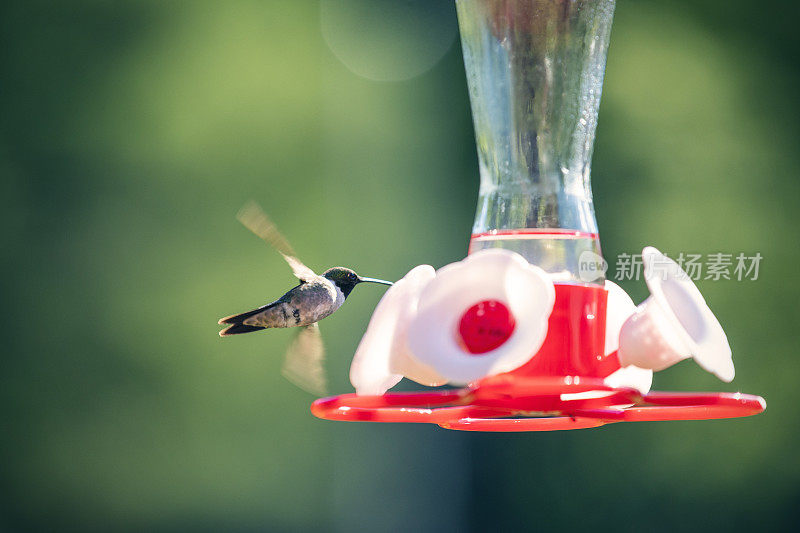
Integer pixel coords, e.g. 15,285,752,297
310,0,765,431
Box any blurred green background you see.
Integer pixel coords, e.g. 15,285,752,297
2,0,798,531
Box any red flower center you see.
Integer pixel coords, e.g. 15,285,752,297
458,299,516,354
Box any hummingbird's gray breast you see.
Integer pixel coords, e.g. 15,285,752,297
242,277,343,329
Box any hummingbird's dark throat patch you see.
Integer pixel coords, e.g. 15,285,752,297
339,283,358,298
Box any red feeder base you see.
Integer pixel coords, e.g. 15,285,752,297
310,376,766,432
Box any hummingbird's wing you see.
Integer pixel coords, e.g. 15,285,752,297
282,323,327,396
236,201,317,282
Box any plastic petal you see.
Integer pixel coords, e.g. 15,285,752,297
642,247,735,382
349,265,437,395
603,280,652,394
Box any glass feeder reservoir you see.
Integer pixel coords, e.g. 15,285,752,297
461,0,612,285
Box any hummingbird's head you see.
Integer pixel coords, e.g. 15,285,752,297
322,267,393,298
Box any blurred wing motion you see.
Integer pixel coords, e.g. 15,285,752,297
237,201,317,282
282,323,327,396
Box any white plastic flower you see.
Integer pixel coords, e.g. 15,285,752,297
618,246,735,382
349,265,445,396
407,249,555,384
350,249,555,394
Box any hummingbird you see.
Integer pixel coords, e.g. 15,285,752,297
218,201,393,394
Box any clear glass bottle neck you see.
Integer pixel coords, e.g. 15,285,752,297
456,0,615,236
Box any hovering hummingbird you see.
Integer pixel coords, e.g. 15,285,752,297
218,201,393,394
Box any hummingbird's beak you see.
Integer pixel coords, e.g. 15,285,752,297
358,276,394,286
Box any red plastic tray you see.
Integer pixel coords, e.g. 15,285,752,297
311,376,765,432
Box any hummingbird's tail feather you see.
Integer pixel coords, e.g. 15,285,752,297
219,322,265,336
218,305,270,325
218,304,276,336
